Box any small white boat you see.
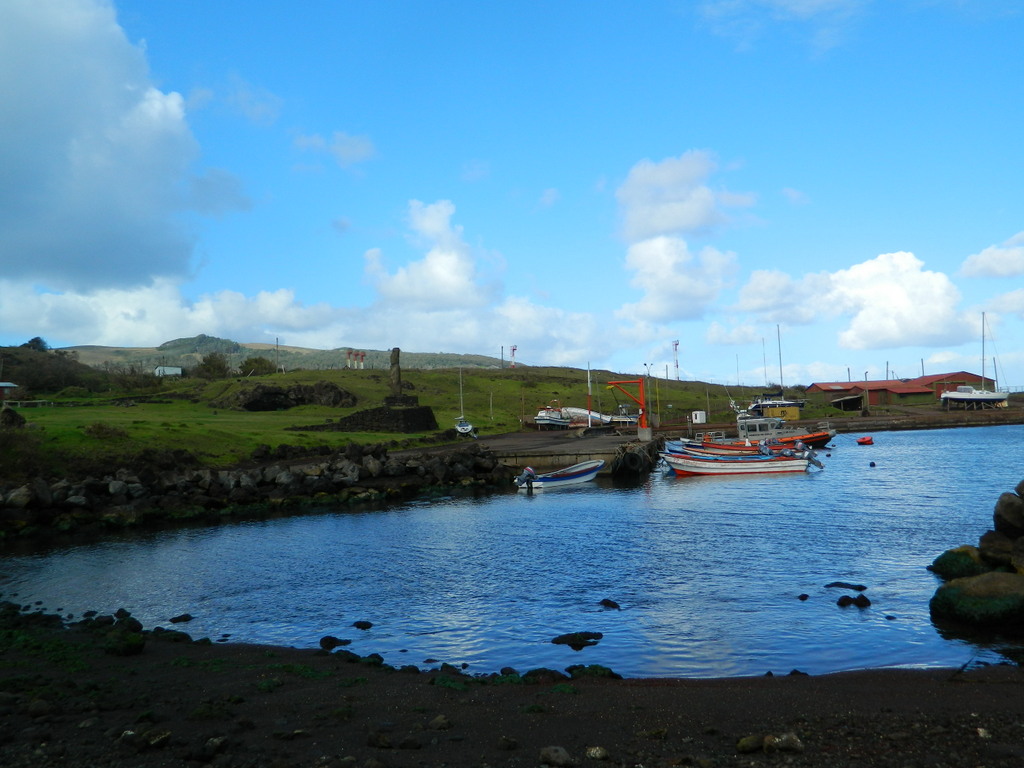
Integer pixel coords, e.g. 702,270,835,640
514,460,605,490
660,450,821,477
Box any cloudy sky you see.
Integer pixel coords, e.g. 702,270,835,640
1,0,1022,387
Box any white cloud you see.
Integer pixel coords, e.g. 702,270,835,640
959,232,1024,277
226,73,282,125
615,151,754,243
706,322,760,345
616,236,738,323
538,188,560,208
0,278,340,348
698,0,867,50
461,159,490,182
365,200,495,312
738,251,968,350
296,131,376,168
0,0,251,291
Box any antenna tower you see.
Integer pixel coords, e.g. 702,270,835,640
672,340,679,380
510,345,517,369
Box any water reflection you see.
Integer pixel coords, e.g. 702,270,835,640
2,426,1023,677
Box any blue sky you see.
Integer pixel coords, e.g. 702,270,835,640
1,0,1022,388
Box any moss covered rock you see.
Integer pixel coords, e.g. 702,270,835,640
930,571,1024,627
929,545,992,580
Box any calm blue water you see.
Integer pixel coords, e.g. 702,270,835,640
2,425,1023,679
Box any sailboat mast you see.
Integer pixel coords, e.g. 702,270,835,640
981,312,987,388
776,324,784,390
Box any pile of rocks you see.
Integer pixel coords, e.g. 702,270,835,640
0,441,514,541
929,478,1024,627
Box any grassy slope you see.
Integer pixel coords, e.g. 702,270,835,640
9,367,836,474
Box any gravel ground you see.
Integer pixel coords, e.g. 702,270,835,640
3,606,1024,768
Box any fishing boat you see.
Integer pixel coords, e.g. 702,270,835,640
660,450,821,477
746,392,807,415
733,412,835,448
664,438,803,457
514,460,605,490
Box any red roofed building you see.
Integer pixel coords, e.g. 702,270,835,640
807,371,996,411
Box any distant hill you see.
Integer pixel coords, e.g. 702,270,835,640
59,335,511,372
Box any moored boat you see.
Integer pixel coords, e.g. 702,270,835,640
660,450,820,477
514,460,605,490
733,412,835,448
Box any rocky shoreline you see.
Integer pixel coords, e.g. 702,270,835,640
0,439,516,545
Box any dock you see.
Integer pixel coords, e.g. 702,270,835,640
479,428,663,476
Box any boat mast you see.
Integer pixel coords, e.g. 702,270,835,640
982,312,987,389
776,325,784,390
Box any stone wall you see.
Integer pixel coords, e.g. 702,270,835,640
0,442,512,543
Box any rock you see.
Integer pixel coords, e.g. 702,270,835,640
599,598,620,609
764,732,805,753
428,714,452,730
585,745,609,760
551,631,603,650
979,529,1014,566
539,745,575,766
837,593,870,608
319,635,349,650
0,406,26,428
169,613,193,623
825,581,867,591
994,492,1024,538
929,545,992,580
930,571,1024,626
736,734,765,753
353,620,373,630
1011,538,1024,574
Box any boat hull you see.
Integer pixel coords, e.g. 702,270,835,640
660,452,811,476
515,460,605,490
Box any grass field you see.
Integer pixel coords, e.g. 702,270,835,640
4,366,828,477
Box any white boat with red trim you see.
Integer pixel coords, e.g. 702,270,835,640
660,448,823,476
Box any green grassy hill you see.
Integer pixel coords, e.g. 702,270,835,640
3,363,805,481
59,335,507,372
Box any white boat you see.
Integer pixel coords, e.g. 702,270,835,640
514,460,605,490
734,412,835,448
660,451,818,477
940,313,1007,410
746,392,806,415
534,404,572,429
534,403,618,429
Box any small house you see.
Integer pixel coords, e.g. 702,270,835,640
0,381,17,401
154,366,183,377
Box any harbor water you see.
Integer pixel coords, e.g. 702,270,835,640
2,425,1022,679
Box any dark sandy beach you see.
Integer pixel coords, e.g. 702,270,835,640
2,605,1024,768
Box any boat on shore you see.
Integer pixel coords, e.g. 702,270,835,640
514,460,605,490
941,312,1008,410
534,402,632,429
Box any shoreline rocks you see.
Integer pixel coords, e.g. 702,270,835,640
929,478,1024,627
0,441,516,544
